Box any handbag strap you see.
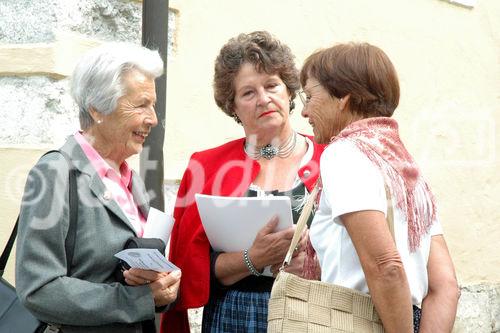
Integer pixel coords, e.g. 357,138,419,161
59,150,79,276
282,183,321,268
280,180,395,270
0,217,19,275
0,150,78,277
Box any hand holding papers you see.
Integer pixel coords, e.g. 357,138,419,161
195,194,293,252
115,248,179,272
195,194,294,276
114,207,178,273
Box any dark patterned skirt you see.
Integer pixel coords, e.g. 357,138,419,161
202,289,270,333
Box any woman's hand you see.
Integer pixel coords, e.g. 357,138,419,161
270,250,307,277
124,268,182,307
269,229,309,277
213,216,296,286
248,216,296,271
124,268,162,286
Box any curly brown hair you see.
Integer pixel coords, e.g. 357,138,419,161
213,31,300,120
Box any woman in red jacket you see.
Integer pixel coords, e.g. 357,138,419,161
161,31,324,332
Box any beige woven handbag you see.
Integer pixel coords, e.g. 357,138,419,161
267,184,394,333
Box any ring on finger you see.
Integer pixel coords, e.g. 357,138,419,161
145,280,151,284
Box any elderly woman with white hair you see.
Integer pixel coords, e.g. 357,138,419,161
15,42,180,333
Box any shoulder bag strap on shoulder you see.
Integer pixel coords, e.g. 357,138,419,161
51,150,79,276
0,217,19,276
281,182,321,269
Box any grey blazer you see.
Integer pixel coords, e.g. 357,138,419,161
16,136,156,333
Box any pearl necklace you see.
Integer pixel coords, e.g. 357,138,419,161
244,131,297,160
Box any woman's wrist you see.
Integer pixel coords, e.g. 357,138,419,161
243,249,263,276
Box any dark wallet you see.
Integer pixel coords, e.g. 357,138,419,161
114,237,166,284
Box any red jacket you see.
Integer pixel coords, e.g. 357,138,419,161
160,136,324,332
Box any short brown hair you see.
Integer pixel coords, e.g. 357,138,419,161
300,43,400,118
214,31,300,118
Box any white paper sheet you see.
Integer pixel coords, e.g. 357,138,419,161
143,207,174,245
114,248,179,272
195,193,293,252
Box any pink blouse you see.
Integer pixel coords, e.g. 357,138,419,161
74,132,147,236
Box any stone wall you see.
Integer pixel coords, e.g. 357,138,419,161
0,0,141,44
0,76,78,145
0,0,147,144
0,0,175,147
454,284,500,333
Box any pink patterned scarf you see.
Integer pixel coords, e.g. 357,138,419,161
331,117,436,251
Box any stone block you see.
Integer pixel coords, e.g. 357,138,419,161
0,0,142,44
0,0,59,43
0,76,78,145
454,286,490,332
454,284,499,333
56,0,142,43
489,285,500,332
1,0,176,54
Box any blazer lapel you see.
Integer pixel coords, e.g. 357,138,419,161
88,175,136,233
61,136,139,235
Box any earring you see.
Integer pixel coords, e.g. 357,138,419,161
97,119,102,124
289,99,295,114
339,97,345,111
232,113,241,124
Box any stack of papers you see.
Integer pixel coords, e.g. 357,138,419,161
195,193,293,252
195,194,294,276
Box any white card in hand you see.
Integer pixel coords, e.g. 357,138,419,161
114,248,179,272
142,207,174,245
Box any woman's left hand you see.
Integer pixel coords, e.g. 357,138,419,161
123,268,163,286
269,228,308,276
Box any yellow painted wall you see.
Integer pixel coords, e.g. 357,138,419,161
165,0,500,284
0,148,47,284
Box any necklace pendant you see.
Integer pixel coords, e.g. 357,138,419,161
260,144,278,159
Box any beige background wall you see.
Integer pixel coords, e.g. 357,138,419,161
1,148,46,283
0,0,498,319
165,0,500,285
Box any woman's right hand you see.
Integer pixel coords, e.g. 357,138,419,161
248,216,295,270
124,269,181,307
150,270,181,307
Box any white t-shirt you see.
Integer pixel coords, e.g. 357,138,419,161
310,140,442,307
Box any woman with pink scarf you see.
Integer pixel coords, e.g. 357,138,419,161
299,43,459,333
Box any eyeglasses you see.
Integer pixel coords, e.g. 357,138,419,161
298,83,322,106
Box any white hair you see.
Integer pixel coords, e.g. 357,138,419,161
70,42,164,130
